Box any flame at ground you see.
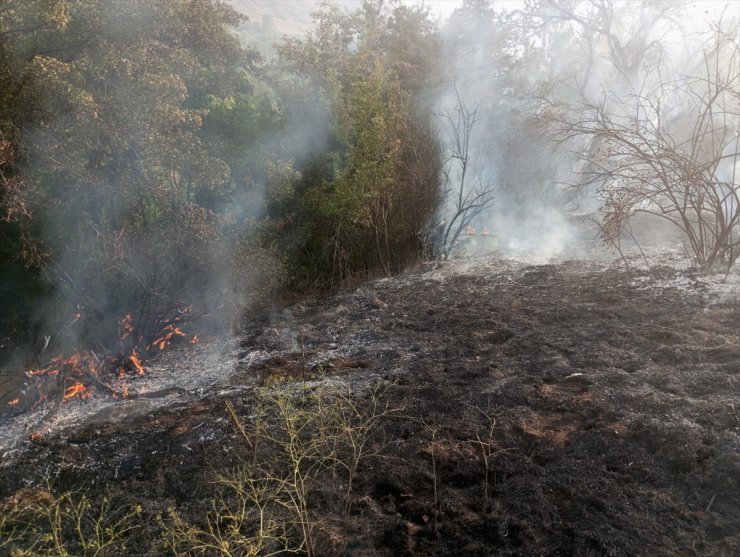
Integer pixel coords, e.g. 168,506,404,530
151,325,187,350
22,351,101,405
129,350,145,375
63,353,91,374
15,311,201,411
120,313,134,340
27,367,59,377
63,382,89,401
25,352,99,379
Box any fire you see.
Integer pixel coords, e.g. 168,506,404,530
27,367,58,377
63,382,89,401
65,353,81,368
120,313,134,340
22,351,103,406
27,353,99,379
15,310,198,409
129,349,145,375
151,325,187,350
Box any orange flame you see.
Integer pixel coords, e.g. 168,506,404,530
27,367,58,377
151,325,187,350
191,335,199,344
129,350,145,375
7,398,19,406
65,353,81,369
120,313,134,340
63,382,89,401
27,352,99,379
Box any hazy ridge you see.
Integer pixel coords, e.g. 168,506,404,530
229,0,361,37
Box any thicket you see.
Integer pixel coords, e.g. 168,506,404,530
543,19,740,271
275,2,443,287
0,0,282,357
526,1,740,269
0,1,444,360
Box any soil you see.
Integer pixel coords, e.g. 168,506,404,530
0,255,738,556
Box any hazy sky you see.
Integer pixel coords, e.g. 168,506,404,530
426,0,523,15
418,0,738,21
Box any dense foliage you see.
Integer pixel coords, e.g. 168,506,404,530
0,0,287,356
0,0,446,360
275,2,442,286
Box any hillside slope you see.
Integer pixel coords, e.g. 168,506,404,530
1,256,738,555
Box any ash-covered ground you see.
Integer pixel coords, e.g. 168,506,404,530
1,248,739,555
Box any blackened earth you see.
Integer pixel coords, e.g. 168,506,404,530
1,256,738,556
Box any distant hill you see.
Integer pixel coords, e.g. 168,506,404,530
228,1,361,54
229,1,362,45
229,0,321,38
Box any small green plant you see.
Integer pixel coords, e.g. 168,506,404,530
426,423,440,535
0,486,141,556
160,474,294,556
161,378,400,556
469,407,498,514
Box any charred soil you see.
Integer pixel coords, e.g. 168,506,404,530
1,257,738,556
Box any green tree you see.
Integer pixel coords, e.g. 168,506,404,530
0,0,284,357
277,0,442,287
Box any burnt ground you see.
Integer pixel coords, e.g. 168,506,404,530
0,256,739,556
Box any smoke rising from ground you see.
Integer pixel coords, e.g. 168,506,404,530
0,0,291,361
434,0,740,263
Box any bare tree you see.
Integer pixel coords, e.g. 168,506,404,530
437,84,496,260
545,21,740,271
533,0,685,91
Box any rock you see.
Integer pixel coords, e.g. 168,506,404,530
371,297,387,309
559,372,592,392
0,486,54,512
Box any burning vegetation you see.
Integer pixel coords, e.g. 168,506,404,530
1,256,739,556
4,309,201,420
0,0,739,555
